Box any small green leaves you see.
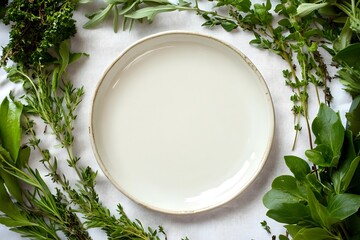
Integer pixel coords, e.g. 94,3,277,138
305,103,344,167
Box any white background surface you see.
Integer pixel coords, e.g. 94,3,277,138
0,1,352,239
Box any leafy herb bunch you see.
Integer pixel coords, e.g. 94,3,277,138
1,0,77,66
1,1,169,239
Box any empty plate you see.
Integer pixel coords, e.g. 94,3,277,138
90,31,275,214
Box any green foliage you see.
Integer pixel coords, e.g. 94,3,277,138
264,104,360,239
1,0,77,66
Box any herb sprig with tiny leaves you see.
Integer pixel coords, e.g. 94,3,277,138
1,1,170,239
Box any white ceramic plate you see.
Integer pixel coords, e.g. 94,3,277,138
90,31,275,214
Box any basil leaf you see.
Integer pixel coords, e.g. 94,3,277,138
0,97,23,162
327,194,360,223
293,227,335,240
306,186,330,229
346,95,360,137
266,203,311,224
306,103,344,167
284,155,311,181
334,43,360,71
263,176,306,209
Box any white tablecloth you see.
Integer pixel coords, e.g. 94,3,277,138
0,3,352,239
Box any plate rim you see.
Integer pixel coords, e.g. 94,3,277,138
89,30,276,214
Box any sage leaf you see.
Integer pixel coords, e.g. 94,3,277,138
306,103,344,167
0,97,23,162
284,155,311,181
125,5,183,22
83,4,113,29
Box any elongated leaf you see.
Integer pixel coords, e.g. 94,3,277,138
125,5,181,21
0,97,23,162
284,156,310,181
0,217,37,227
0,166,22,203
83,4,113,29
0,178,23,220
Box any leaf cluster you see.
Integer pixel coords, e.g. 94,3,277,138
297,0,360,98
0,97,91,239
1,0,77,67
81,0,192,32
264,101,360,240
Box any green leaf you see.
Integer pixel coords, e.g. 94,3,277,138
16,146,30,169
293,227,335,240
346,96,360,137
333,18,353,52
306,103,344,167
0,167,23,203
113,5,119,33
263,176,306,209
266,203,311,224
332,131,359,193
327,194,360,223
220,20,238,32
0,217,37,227
125,5,181,22
83,4,113,29
285,225,303,238
305,145,333,167
0,178,23,220
284,156,311,181
0,97,23,162
306,185,330,229
334,43,360,71
296,3,329,17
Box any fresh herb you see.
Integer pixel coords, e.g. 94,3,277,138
0,97,91,239
1,0,77,66
1,1,169,239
